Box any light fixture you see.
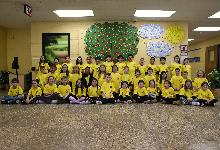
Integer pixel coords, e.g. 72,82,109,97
193,27,220,31
188,39,194,41
208,11,220,18
134,10,176,17
53,10,94,17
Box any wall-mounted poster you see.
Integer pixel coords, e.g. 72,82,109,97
42,33,70,65
180,45,188,55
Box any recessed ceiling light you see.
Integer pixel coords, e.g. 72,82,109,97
134,10,176,17
208,11,220,18
188,39,194,41
53,10,94,17
193,27,220,31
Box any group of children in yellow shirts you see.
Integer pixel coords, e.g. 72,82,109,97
2,54,218,106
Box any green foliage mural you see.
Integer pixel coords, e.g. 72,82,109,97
84,22,139,61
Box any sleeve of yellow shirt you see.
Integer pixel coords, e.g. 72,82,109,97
208,90,215,99
197,89,202,99
8,87,12,96
83,88,87,96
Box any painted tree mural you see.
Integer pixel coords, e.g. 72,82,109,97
84,22,139,61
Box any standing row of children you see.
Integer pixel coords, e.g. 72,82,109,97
2,54,218,106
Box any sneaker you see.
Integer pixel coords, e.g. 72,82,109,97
16,100,21,104
192,102,200,106
162,100,167,104
151,99,157,103
173,101,180,105
96,101,102,104
79,101,86,104
158,98,163,102
127,100,132,104
144,100,150,104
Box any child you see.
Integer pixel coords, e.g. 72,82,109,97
111,65,121,100
182,58,191,79
180,79,199,105
96,65,106,87
2,78,24,104
83,56,94,72
93,57,101,79
38,76,58,104
126,54,136,78
161,80,179,105
121,66,132,89
87,78,101,104
137,58,147,78
194,70,208,92
157,71,167,94
26,80,42,104
101,74,115,104
69,79,87,104
132,80,149,103
36,55,50,74
68,65,82,91
45,64,59,84
76,56,83,73
63,56,74,73
36,66,47,90
56,76,71,103
54,58,62,74
115,55,126,75
132,69,143,90
118,81,132,104
197,82,218,106
103,55,114,74
82,66,93,88
147,57,157,77
144,67,156,88
181,71,189,86
157,57,169,75
58,64,70,84
170,55,182,77
170,68,183,100
147,80,161,103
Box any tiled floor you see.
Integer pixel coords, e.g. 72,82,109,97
0,90,220,150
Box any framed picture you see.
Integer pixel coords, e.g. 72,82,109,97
42,33,70,65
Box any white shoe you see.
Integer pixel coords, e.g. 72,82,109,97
51,100,58,104
16,100,21,104
38,100,46,104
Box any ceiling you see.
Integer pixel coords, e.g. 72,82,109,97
0,0,220,45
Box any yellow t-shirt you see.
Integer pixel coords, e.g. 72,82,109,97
115,62,126,75
43,84,57,93
58,73,68,82
68,73,82,90
72,87,87,99
8,85,24,97
62,63,74,73
119,88,130,98
93,64,100,78
55,64,62,74
137,64,147,78
126,61,136,77
147,87,158,96
132,77,143,89
157,80,165,92
96,74,106,86
144,75,156,88
57,85,71,97
111,73,121,93
88,86,101,97
103,61,114,74
37,73,47,90
147,64,157,77
45,72,59,81
198,89,215,99
180,88,197,98
36,63,50,73
162,87,175,98
171,62,182,77
121,74,132,84
157,64,169,75
182,65,191,79
194,77,209,90
77,64,84,73
133,86,148,96
101,82,115,98
28,87,42,97
83,63,94,72
170,75,183,94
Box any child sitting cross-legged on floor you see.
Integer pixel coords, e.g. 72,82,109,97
118,81,132,104
132,80,150,104
26,80,42,104
147,80,162,103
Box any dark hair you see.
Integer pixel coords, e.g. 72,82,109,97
160,57,166,61
48,76,54,81
85,66,90,70
61,76,68,80
61,64,69,76
148,67,153,71
39,55,46,65
40,66,45,70
32,80,39,84
106,73,111,77
98,65,106,79
183,58,189,65
197,70,205,78
128,54,134,58
184,79,193,91
159,71,167,84
135,69,140,74
76,56,82,65
54,58,59,62
174,55,180,64
150,57,155,61
11,78,19,83
138,80,144,84
106,55,111,59
95,57,100,60
183,71,188,74
86,56,91,59
175,68,180,71
112,65,118,72
121,81,128,86
149,80,156,88
75,79,84,94
91,78,99,95
118,55,123,59
65,56,70,60
201,82,209,87
50,64,57,68
164,80,171,87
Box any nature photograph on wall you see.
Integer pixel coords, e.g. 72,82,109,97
42,33,70,65
84,22,139,61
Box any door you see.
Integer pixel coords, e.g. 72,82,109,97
205,45,218,79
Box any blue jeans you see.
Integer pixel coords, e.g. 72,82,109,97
2,95,23,104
